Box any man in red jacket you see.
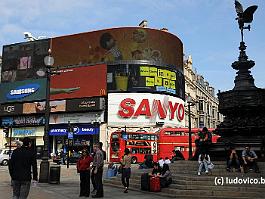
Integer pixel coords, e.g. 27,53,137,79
77,150,93,197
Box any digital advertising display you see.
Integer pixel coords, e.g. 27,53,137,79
52,27,183,69
50,64,107,100
23,100,66,114
108,93,185,127
107,64,185,99
1,39,50,83
0,78,47,103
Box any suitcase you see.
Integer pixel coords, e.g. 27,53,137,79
150,176,161,192
140,173,150,191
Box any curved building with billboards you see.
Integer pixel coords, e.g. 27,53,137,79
0,27,185,157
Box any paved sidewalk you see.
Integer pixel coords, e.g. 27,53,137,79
0,164,167,199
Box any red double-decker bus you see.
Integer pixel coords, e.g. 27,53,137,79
158,128,219,160
109,128,219,163
109,130,158,164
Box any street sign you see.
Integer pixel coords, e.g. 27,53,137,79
68,132,73,139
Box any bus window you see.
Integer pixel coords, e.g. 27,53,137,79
111,142,120,152
174,146,185,152
164,131,185,136
111,134,119,141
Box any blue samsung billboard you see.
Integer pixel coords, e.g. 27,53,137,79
49,124,99,136
0,78,47,103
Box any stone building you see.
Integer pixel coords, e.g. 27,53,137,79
184,55,223,129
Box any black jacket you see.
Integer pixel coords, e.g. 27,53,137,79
9,146,38,181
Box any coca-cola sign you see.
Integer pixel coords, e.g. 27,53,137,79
108,93,185,127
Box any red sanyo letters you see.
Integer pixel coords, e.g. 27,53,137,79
118,98,184,121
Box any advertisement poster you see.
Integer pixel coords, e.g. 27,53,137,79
50,64,107,100
107,64,185,99
1,116,45,127
108,93,185,127
0,78,47,103
52,27,183,69
66,97,104,112
23,100,66,114
1,39,50,83
12,126,44,137
50,112,104,124
0,103,23,116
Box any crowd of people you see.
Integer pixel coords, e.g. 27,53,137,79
8,138,107,198
6,127,263,198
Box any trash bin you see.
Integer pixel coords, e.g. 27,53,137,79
49,165,61,184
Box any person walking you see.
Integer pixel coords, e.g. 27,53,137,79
8,137,38,199
91,143,104,198
120,148,131,193
77,150,93,197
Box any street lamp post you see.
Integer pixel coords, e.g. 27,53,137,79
187,95,195,160
39,49,54,183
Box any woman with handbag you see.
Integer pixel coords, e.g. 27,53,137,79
120,148,131,193
77,150,93,197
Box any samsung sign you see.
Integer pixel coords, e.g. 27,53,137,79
7,84,40,99
0,79,46,103
49,124,99,136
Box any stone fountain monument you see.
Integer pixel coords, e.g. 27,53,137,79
213,0,265,158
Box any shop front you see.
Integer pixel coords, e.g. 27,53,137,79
49,124,99,155
8,126,45,158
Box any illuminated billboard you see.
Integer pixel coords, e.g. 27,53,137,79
1,39,50,83
108,93,185,127
107,64,185,99
0,78,47,103
50,64,107,100
52,27,183,69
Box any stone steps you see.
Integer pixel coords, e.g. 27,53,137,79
104,178,264,199
104,161,265,199
107,176,264,189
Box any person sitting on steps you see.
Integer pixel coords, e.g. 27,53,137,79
226,147,241,172
157,164,172,188
242,145,260,173
150,162,162,176
198,153,211,176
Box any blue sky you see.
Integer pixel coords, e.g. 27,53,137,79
0,0,264,92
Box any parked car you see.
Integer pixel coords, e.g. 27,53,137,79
0,149,13,166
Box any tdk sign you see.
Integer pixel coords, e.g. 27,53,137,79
6,84,40,99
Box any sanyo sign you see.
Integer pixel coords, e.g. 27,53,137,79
108,93,185,127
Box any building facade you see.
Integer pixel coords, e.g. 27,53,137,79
0,27,185,160
184,55,223,129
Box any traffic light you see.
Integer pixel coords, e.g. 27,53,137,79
3,127,9,137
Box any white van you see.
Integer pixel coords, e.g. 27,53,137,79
0,149,13,166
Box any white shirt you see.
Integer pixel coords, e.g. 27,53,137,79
158,159,164,167
164,159,171,164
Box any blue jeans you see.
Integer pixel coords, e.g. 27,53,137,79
198,161,209,173
227,159,240,169
12,180,31,199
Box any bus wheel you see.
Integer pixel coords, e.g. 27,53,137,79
131,156,137,164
